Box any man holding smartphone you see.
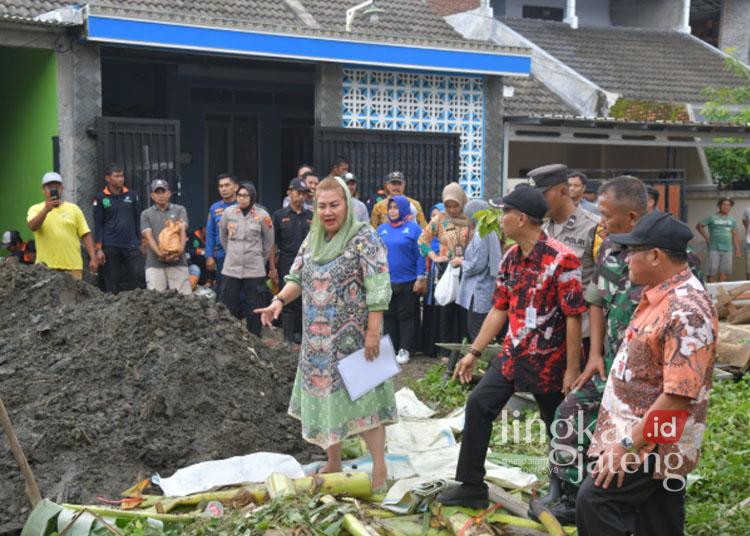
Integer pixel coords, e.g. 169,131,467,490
27,172,98,279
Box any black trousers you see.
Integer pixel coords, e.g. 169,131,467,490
278,255,302,341
466,309,488,343
384,281,419,352
220,275,269,337
456,364,564,485
101,246,145,293
576,456,686,536
438,302,468,356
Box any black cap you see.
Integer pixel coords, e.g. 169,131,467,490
387,171,405,183
489,186,548,220
610,211,693,252
288,178,309,192
528,164,568,191
585,180,599,194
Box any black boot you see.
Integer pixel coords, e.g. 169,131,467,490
530,481,578,526
436,483,489,509
537,470,562,506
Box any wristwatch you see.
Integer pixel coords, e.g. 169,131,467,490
469,347,482,358
620,435,637,453
272,295,286,306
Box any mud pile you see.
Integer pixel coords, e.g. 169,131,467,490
0,261,311,534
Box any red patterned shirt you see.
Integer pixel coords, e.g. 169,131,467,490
493,231,587,393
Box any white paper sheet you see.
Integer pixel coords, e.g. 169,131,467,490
337,335,400,400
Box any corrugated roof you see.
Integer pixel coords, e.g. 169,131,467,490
502,75,576,116
502,17,745,104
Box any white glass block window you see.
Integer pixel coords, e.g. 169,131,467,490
342,68,485,197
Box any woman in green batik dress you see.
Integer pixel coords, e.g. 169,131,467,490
256,176,397,490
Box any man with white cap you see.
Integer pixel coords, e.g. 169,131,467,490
27,172,98,279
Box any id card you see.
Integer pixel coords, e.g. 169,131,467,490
525,306,537,329
614,358,627,380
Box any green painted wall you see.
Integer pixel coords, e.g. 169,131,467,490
0,46,58,249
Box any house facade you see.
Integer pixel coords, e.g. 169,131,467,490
0,0,531,232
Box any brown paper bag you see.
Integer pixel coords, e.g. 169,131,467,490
158,219,183,256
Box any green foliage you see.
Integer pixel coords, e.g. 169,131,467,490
474,208,503,239
473,208,513,250
489,410,549,460
701,53,750,186
162,494,354,536
610,98,689,122
406,364,471,416
685,376,750,535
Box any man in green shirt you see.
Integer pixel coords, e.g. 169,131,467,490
696,198,741,282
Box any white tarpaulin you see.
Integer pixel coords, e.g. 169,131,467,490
395,387,436,419
154,452,304,496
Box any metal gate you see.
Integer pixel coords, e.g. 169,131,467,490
579,168,687,221
96,117,180,204
314,128,460,211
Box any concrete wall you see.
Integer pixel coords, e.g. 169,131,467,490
0,46,58,244
56,39,101,222
719,0,750,63
610,0,688,31
484,75,504,199
315,63,342,128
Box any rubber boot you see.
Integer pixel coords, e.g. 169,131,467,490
537,470,562,506
546,482,578,526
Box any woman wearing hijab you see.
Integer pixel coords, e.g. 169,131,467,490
255,177,397,491
377,195,426,363
219,182,274,336
418,183,474,358
453,199,502,343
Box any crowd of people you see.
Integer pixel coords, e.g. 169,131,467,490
4,157,721,534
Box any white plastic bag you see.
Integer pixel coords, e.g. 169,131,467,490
434,264,459,306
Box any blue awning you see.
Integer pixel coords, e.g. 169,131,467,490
85,15,531,76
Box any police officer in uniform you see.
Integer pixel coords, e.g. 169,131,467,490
271,178,313,343
531,164,599,288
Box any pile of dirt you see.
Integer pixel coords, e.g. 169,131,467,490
0,261,314,534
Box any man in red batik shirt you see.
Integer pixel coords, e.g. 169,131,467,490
437,184,586,508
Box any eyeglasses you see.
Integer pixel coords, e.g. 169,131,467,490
236,193,251,198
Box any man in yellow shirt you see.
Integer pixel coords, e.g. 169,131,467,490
27,172,98,279
370,171,427,227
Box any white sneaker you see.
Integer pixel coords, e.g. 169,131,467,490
396,349,410,365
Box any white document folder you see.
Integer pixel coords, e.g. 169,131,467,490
337,335,401,401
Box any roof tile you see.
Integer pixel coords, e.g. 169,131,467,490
503,75,577,116
502,17,745,104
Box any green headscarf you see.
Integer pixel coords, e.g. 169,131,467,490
308,176,368,265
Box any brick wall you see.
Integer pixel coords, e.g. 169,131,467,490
428,0,481,17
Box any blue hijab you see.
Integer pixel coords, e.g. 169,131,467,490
388,195,412,227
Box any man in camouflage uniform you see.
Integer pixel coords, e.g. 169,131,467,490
542,176,703,524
